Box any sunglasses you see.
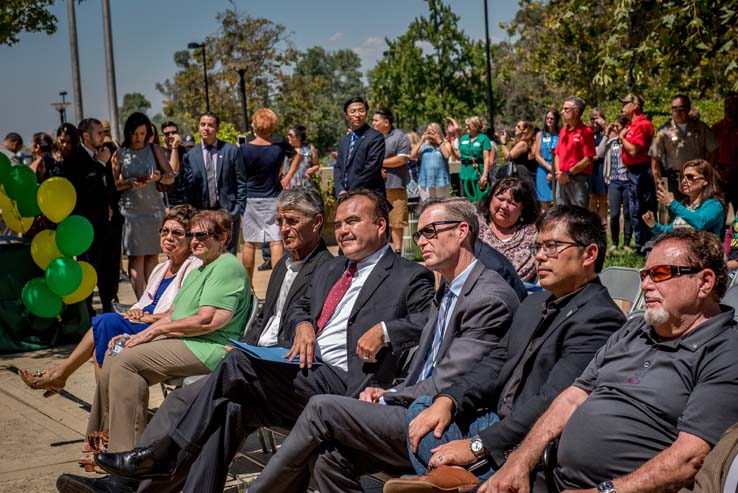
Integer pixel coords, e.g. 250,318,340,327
412,221,461,243
671,106,688,112
561,107,575,113
681,173,704,183
159,227,186,239
530,240,584,258
186,231,214,242
162,131,179,136
639,264,701,283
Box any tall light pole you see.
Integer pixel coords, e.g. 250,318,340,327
51,91,71,126
67,0,84,122
229,60,250,132
102,0,120,142
188,42,210,112
483,0,495,136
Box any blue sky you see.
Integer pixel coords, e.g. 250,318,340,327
0,0,517,144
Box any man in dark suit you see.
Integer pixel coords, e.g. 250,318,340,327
385,205,625,492
87,189,435,493
246,197,521,493
182,111,246,253
334,96,386,197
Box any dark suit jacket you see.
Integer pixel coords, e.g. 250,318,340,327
287,248,435,397
183,139,247,217
442,279,625,466
334,124,386,196
64,146,115,228
243,241,334,347
475,239,527,301
383,262,520,408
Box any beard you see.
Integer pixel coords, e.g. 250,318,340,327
644,306,670,326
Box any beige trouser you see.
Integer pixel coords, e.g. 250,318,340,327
86,338,209,452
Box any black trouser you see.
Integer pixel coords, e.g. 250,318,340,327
78,220,113,316
627,163,656,250
97,216,122,312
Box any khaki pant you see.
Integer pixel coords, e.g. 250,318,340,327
87,338,209,451
387,188,409,228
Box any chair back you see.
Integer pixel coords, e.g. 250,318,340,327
599,266,643,314
722,285,738,321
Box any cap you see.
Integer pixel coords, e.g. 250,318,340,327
182,133,196,148
619,93,644,107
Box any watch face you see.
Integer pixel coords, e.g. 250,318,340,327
471,439,484,453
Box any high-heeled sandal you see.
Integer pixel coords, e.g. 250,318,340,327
18,369,65,397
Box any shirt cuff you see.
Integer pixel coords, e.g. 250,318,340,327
381,322,391,344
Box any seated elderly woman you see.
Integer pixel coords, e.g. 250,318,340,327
20,205,201,395
643,159,725,237
86,209,251,452
477,177,540,283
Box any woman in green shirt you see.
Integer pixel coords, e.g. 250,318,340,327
87,209,252,452
458,115,494,202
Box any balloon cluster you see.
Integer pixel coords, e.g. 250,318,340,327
0,153,97,318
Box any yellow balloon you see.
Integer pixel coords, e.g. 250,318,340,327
30,230,63,269
38,177,77,223
62,261,97,305
0,191,33,234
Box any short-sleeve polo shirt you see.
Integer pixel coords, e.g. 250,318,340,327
621,114,654,166
554,122,595,174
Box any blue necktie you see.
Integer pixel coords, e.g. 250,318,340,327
347,131,358,162
419,287,455,382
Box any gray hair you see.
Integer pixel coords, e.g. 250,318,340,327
565,96,586,116
418,197,479,247
276,186,324,218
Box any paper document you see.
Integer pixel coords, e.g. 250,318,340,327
227,339,322,366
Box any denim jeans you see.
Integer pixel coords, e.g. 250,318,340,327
626,164,655,250
607,179,632,247
405,395,500,480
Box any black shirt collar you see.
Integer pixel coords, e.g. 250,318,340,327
640,305,737,351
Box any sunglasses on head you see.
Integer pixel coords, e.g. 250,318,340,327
412,221,461,243
639,264,701,283
159,227,186,239
186,231,214,242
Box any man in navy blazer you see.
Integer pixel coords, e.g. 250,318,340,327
182,111,247,252
334,96,386,196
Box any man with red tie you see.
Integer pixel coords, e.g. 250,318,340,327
86,189,435,493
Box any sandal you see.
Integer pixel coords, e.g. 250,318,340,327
18,368,65,396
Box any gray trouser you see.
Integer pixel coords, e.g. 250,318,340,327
555,173,589,208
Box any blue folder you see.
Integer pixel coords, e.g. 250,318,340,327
227,339,322,366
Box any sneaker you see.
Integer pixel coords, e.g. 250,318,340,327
623,245,632,253
608,245,618,253
257,260,272,271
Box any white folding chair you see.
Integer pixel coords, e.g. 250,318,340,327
599,266,643,315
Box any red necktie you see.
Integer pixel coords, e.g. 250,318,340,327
315,263,358,335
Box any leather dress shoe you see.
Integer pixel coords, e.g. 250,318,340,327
257,260,272,271
95,446,176,480
383,465,480,493
56,473,137,493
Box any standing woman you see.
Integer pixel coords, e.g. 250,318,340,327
240,108,286,283
589,108,608,226
411,122,453,200
499,120,537,179
458,116,493,202
533,109,560,209
284,125,320,188
112,112,175,298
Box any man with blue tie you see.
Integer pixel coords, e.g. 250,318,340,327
246,196,521,493
183,111,247,253
334,96,386,197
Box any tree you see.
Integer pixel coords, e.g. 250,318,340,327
368,0,494,130
1,0,56,46
118,92,151,127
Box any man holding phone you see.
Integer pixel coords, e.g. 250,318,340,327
160,121,186,207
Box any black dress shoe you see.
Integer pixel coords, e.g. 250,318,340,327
95,446,176,480
56,474,137,493
257,260,272,271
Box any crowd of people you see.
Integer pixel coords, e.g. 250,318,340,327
1,89,738,493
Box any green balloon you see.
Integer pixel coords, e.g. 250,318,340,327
4,164,36,201
45,257,83,296
21,278,63,318
0,153,11,186
15,182,41,217
56,215,94,256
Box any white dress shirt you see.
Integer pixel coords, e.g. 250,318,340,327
257,257,305,347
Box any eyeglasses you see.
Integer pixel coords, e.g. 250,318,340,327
530,240,585,258
159,227,186,239
162,131,179,136
681,173,704,183
186,231,214,242
561,107,575,113
639,264,701,283
412,221,462,243
516,124,525,129
671,106,688,112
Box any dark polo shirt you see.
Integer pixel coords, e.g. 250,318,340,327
552,307,738,491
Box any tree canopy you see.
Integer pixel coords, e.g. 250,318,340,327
1,0,56,46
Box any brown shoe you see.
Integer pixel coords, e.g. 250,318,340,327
383,465,480,493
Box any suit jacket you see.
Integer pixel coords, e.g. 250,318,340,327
286,248,435,397
442,279,625,466
334,124,386,196
183,139,247,217
475,239,527,301
64,146,115,229
242,241,334,347
383,262,521,408
680,421,738,493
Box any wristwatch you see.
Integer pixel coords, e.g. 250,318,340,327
597,481,616,493
566,171,574,178
469,435,487,458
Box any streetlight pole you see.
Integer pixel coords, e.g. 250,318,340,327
483,0,495,136
188,42,210,112
51,91,71,126
67,0,84,122
229,60,250,132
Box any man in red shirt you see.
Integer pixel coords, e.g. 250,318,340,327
554,96,595,207
619,93,655,253
710,91,738,213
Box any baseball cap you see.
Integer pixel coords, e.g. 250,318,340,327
182,133,196,148
619,93,644,107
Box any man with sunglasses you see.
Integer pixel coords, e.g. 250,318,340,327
244,196,520,493
478,228,738,493
160,121,187,207
384,205,624,492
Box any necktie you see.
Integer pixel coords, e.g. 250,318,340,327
316,263,358,336
347,131,358,162
419,287,455,382
205,145,218,208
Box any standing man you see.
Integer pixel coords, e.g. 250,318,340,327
1,132,23,164
477,228,738,493
710,91,738,214
182,112,247,253
334,96,385,197
373,108,412,253
619,93,655,254
554,96,595,207
160,121,187,207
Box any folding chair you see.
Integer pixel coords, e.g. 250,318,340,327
598,266,643,315
722,285,738,321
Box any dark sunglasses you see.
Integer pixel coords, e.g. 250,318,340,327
159,227,186,239
162,131,179,136
412,221,461,243
681,173,704,183
639,264,701,283
186,231,214,242
671,105,688,112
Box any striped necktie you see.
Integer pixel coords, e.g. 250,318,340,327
418,287,455,382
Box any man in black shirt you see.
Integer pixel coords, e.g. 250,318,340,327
160,121,187,207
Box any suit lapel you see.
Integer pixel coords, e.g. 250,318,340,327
215,139,225,184
436,261,484,357
348,248,392,320
403,297,441,385
347,125,369,167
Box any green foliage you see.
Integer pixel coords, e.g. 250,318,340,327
0,0,56,46
118,92,152,128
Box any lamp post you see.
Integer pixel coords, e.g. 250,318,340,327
229,60,250,132
188,42,210,112
51,91,71,126
483,0,495,136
